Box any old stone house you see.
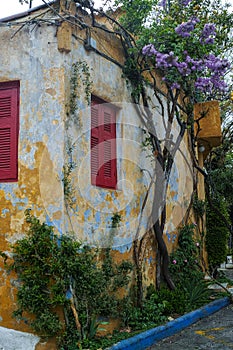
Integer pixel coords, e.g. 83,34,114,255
0,1,222,348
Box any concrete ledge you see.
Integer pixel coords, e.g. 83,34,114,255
0,327,40,350
108,297,230,350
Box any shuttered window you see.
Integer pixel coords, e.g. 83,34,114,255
91,96,117,189
0,81,19,182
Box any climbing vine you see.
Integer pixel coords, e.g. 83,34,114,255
66,60,93,127
69,60,92,116
63,60,93,208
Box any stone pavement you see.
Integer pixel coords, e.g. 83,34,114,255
148,269,233,350
148,304,233,349
224,268,233,281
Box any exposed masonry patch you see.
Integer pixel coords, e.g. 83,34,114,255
0,327,40,350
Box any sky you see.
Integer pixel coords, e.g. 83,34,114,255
0,0,103,19
0,0,232,19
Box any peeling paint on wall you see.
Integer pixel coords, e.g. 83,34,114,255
0,5,196,336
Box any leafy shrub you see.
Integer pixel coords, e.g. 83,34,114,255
157,279,211,315
155,224,212,314
169,224,204,284
206,198,230,273
183,279,211,310
119,292,167,331
157,285,188,315
4,210,133,345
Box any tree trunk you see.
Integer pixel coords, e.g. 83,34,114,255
151,163,175,290
153,220,175,290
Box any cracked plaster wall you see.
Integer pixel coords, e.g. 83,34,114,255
0,10,194,339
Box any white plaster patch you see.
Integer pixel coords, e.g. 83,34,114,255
0,327,40,350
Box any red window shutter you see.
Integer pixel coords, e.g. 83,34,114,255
91,102,101,186
101,104,117,188
91,97,117,189
0,82,19,182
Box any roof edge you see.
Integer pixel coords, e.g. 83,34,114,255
0,1,56,22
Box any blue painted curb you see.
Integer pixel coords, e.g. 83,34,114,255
108,297,230,350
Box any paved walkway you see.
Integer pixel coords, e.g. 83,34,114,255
148,269,233,350
148,304,233,349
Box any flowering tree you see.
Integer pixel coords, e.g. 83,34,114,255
111,0,232,301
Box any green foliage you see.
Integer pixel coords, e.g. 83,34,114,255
183,279,211,309
207,146,233,209
122,53,144,102
157,279,211,315
69,60,92,114
66,60,92,129
169,224,204,283
142,131,154,159
111,212,122,228
117,0,233,51
193,195,206,218
204,102,233,264
119,292,167,331
211,166,233,206
62,153,76,207
206,198,230,272
215,269,232,285
151,224,212,315
59,328,138,350
115,0,154,34
157,285,188,315
9,211,66,336
120,277,211,331
5,211,133,344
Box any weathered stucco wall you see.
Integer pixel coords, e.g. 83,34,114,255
0,4,195,341
0,19,66,331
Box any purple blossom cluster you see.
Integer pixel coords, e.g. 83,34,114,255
142,14,230,94
184,55,203,71
200,23,216,44
195,54,230,92
205,54,229,75
142,43,230,93
175,17,199,37
159,0,192,8
142,44,157,56
194,77,227,92
159,0,167,9
181,0,192,5
156,51,178,69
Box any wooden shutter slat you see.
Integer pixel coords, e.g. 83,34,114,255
104,140,112,178
91,105,99,129
104,111,111,133
91,136,99,177
0,97,11,118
